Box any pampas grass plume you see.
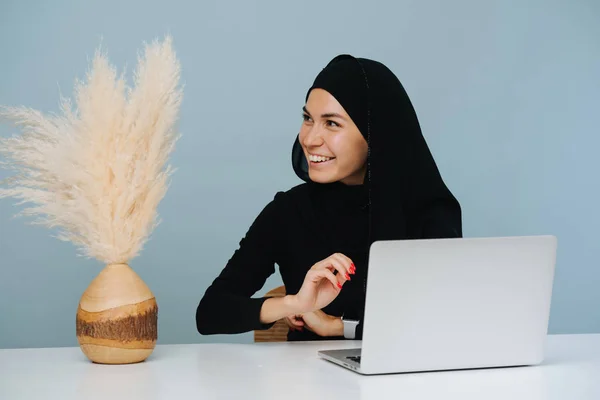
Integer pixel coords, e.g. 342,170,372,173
0,35,182,265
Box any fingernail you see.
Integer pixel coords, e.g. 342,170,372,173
350,263,356,273
345,273,351,280
337,282,343,289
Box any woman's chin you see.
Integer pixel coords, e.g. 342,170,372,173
308,170,339,184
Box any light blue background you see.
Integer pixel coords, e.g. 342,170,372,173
1,0,598,349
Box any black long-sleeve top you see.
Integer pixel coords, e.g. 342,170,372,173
196,181,370,341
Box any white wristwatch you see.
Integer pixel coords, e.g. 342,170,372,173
342,316,359,339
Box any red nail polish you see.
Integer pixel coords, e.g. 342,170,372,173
345,273,351,280
337,282,343,289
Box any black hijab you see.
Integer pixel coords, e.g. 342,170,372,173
292,54,462,245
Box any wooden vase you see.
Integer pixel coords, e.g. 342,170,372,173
76,263,158,364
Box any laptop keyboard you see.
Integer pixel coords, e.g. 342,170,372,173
346,356,361,364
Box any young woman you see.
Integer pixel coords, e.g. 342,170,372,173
195,54,462,341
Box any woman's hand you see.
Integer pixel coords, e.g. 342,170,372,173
284,314,305,331
291,253,356,314
300,310,344,337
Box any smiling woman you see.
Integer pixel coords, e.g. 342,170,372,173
195,54,462,341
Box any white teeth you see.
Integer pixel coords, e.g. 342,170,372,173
309,154,334,163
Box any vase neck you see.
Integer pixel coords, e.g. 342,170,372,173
106,263,129,269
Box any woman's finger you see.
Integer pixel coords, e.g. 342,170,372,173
309,268,344,290
322,256,351,283
285,316,304,331
331,253,356,276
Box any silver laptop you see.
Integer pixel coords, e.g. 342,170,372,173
318,235,557,375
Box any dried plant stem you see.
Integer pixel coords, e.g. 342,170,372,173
0,35,182,265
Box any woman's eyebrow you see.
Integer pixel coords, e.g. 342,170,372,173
303,106,346,120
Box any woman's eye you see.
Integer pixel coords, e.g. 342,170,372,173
326,120,340,128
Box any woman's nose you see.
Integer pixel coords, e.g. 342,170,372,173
303,126,324,147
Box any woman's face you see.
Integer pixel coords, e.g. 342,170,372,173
299,89,368,185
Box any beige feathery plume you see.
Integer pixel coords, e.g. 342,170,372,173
0,35,182,265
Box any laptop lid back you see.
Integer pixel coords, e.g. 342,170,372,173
359,235,557,375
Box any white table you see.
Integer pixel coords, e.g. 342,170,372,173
1,334,599,399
